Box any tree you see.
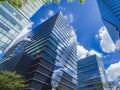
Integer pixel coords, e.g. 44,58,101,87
0,0,85,9
79,0,85,4
0,71,28,90
94,81,115,90
103,81,115,90
0,0,28,9
55,84,64,90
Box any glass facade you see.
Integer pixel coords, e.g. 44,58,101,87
25,12,77,90
0,2,29,54
0,1,45,55
0,40,29,70
103,0,120,22
18,0,45,19
77,55,108,90
97,0,120,43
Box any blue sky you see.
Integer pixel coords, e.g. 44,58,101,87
30,0,120,81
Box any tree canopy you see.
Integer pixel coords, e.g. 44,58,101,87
0,0,85,9
94,81,116,90
55,84,64,90
0,0,28,9
0,71,28,90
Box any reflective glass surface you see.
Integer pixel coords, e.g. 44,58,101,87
0,2,29,54
25,12,77,90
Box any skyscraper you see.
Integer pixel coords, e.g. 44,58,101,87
0,12,77,90
77,55,108,90
0,0,46,55
97,0,120,43
25,12,77,90
18,0,45,19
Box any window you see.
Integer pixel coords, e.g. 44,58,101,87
1,36,9,43
0,33,3,38
0,50,2,54
9,30,16,35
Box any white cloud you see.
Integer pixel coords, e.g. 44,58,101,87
77,44,102,60
69,25,76,32
69,14,73,23
115,39,120,51
88,49,102,58
77,44,88,60
64,13,73,23
99,26,116,53
106,61,120,81
40,10,54,23
95,34,99,38
59,6,66,10
48,10,54,17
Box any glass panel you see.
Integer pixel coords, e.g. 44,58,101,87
0,33,3,38
1,36,9,43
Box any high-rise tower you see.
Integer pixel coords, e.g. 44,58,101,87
25,12,77,90
0,12,77,90
0,0,46,55
97,0,120,43
77,55,108,90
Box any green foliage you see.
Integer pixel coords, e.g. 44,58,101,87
0,0,27,9
78,0,85,4
95,82,103,87
67,0,73,3
0,0,85,9
55,84,64,90
104,81,115,89
54,0,60,4
0,71,28,90
94,81,115,90
30,0,36,3
0,0,5,4
49,0,53,3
